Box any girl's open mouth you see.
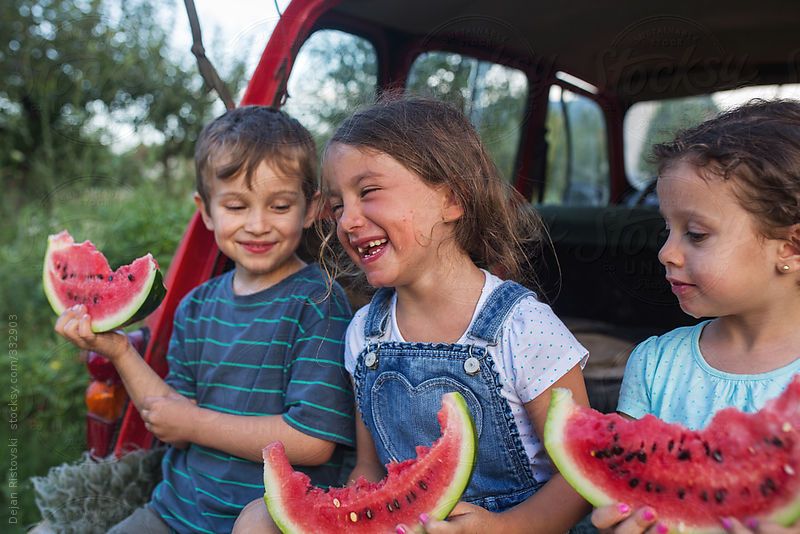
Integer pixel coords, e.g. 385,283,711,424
356,238,388,261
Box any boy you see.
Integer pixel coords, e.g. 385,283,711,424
55,106,355,533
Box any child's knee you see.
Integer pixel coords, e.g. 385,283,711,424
233,498,276,534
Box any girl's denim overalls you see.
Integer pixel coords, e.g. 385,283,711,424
353,280,542,512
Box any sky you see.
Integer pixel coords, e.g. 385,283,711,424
169,0,290,89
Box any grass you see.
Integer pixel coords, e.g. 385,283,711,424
0,179,196,530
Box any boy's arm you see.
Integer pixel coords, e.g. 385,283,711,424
151,407,335,464
55,305,176,410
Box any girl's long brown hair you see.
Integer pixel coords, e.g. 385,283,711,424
317,95,547,294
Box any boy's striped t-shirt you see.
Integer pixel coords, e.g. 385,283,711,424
148,264,355,534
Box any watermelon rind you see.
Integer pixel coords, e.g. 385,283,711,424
429,391,478,522
544,387,800,534
544,388,614,509
263,391,477,533
42,231,166,333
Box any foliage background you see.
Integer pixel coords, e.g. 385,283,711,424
0,0,245,529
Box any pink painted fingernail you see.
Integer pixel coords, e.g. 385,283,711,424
721,518,733,530
745,518,759,530
656,523,669,534
419,513,429,525
643,508,656,521
617,503,630,514
396,527,406,534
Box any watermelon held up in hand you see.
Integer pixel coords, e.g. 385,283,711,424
43,230,166,333
263,392,477,533
544,376,800,532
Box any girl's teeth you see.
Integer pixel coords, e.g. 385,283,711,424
356,238,387,256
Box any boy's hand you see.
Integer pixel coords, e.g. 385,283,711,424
54,304,130,360
141,393,198,446
397,502,493,534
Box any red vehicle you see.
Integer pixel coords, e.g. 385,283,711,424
87,0,800,457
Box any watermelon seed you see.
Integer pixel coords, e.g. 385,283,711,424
93,296,98,305
386,502,393,513
636,451,647,463
645,482,653,492
608,462,619,471
771,437,784,448
108,275,113,281
406,491,416,503
365,509,373,520
607,422,616,431
613,433,620,442
703,442,710,456
655,485,664,493
628,478,639,489
98,274,104,280
128,273,135,281
418,481,428,491
700,490,708,502
715,489,727,504
651,442,657,453
677,450,692,461
333,498,341,508
349,512,358,522
625,452,636,462
61,273,68,280
677,489,686,499
668,440,675,452
760,477,777,496
784,464,796,476
393,499,401,510
611,446,623,456
712,449,723,462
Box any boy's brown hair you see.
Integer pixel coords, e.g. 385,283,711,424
653,99,800,238
194,105,317,204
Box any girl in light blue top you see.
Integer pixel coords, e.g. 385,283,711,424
593,99,800,534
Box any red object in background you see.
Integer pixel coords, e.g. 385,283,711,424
85,328,148,457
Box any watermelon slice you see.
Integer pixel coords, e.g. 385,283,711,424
544,376,800,532
43,230,166,332
263,392,477,533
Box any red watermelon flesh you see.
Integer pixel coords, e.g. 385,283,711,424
263,392,477,533
43,230,166,333
544,376,800,532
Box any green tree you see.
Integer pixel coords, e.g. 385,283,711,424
0,0,246,218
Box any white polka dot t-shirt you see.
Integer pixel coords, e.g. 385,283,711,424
344,270,588,481
617,321,800,430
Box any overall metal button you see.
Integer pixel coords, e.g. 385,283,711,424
463,357,480,375
364,351,378,369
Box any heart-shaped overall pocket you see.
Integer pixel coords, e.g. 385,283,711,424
371,371,483,461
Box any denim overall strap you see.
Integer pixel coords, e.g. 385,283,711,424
363,287,394,339
353,280,541,513
467,280,532,344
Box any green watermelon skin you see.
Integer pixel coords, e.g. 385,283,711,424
544,377,800,533
43,230,166,333
263,392,477,533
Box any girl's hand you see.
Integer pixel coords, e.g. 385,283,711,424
592,503,664,533
140,393,198,446
54,304,130,360
397,502,493,534
722,517,800,534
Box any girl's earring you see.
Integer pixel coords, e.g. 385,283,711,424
782,265,791,272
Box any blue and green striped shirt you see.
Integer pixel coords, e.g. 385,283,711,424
149,265,355,533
